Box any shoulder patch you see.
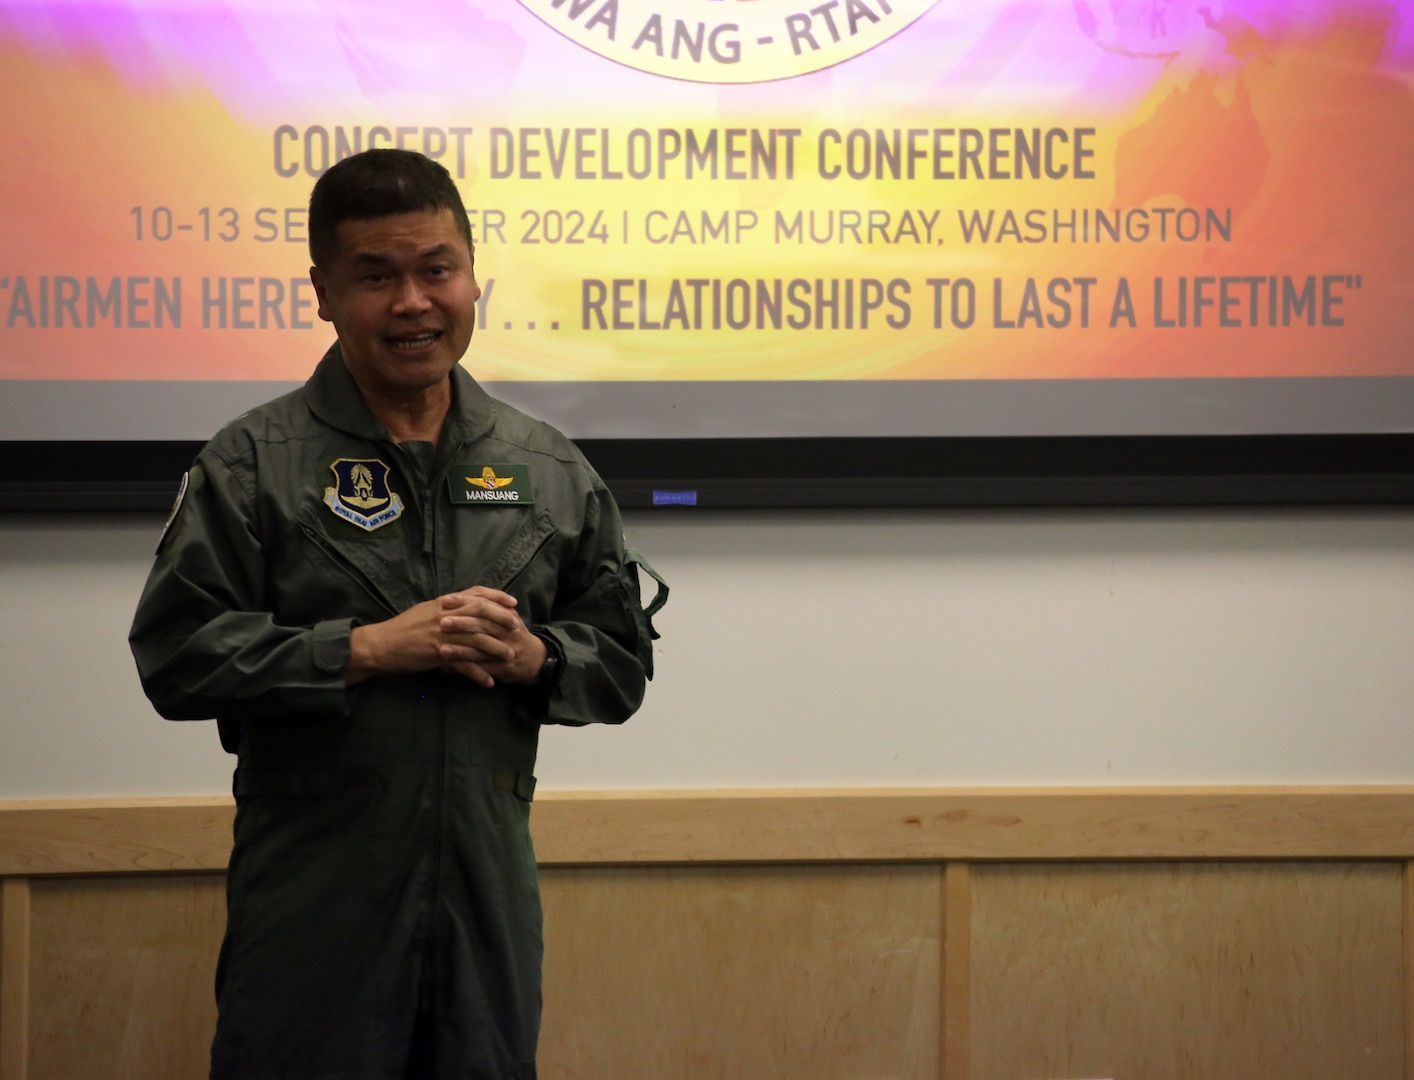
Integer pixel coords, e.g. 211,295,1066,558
323,458,404,531
154,468,192,554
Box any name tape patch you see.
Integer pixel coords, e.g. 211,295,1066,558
448,462,535,505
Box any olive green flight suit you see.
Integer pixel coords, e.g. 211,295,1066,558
129,347,663,1080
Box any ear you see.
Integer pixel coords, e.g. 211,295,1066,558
310,266,334,323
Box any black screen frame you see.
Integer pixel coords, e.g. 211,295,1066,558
6,433,1414,511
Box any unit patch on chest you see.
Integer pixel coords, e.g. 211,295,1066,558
323,458,405,530
448,462,534,505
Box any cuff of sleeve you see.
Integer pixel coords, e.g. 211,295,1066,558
512,625,579,725
311,618,356,677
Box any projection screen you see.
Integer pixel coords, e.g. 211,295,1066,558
2,0,1413,505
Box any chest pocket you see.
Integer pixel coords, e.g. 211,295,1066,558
289,509,415,620
480,508,558,592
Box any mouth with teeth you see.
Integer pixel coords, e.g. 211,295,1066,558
386,330,442,352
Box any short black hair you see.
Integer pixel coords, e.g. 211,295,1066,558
307,149,474,270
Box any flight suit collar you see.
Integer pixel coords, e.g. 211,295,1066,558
442,364,499,451
301,343,498,449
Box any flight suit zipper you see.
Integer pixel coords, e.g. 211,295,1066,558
386,441,450,978
431,476,446,925
417,455,448,979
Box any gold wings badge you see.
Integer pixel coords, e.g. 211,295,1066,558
467,466,514,490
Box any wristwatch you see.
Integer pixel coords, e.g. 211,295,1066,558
532,630,565,687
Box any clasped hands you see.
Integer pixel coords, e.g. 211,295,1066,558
346,586,546,689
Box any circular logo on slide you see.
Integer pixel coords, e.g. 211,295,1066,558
517,0,941,83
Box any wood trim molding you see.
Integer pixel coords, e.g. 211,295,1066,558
0,798,232,877
0,878,30,1080
529,787,1414,864
941,862,971,1080
1405,861,1414,1080
4,788,1414,876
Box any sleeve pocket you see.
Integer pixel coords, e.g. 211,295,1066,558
621,548,668,679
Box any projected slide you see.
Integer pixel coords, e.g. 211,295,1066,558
1,0,1412,440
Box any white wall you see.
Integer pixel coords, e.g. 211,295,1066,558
2,506,1413,799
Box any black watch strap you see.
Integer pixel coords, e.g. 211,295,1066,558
532,630,565,687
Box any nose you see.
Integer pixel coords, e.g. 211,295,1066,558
390,276,431,314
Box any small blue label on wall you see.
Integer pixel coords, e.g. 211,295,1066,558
652,491,698,506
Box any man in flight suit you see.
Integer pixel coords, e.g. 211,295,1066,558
129,149,665,1079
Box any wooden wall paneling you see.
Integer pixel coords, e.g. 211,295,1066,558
537,863,943,1080
3,793,1414,1080
941,863,970,1080
26,874,225,1080
970,862,1404,1080
0,878,31,1080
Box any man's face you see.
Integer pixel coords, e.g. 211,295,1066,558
310,208,480,400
